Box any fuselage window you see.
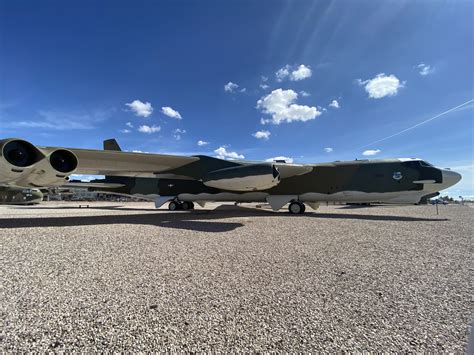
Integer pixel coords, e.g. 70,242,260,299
420,161,434,167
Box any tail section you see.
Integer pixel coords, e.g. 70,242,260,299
102,139,130,185
103,139,122,151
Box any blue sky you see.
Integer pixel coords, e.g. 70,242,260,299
1,0,473,196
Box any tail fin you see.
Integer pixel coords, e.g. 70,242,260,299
102,139,126,184
103,139,122,151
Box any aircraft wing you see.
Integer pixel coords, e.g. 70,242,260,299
0,137,313,190
39,146,200,177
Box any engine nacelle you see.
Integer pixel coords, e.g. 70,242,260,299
202,163,280,191
0,138,45,184
0,138,78,187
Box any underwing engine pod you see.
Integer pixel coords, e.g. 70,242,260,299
0,138,78,187
202,163,280,191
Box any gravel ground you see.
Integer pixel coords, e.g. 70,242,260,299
0,201,472,352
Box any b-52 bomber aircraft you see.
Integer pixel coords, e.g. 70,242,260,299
0,137,461,214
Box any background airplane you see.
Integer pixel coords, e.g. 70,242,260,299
0,138,461,214
0,186,43,205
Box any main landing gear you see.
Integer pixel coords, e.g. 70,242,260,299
168,200,195,211
288,201,306,215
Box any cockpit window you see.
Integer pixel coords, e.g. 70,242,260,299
420,161,434,167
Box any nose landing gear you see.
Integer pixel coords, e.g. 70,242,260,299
288,201,306,214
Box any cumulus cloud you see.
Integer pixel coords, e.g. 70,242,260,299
357,73,404,99
126,122,134,128
265,156,294,163
362,149,381,156
300,91,310,97
417,63,434,76
126,100,153,117
275,66,290,81
224,81,239,93
324,147,333,153
329,100,340,109
120,129,131,133
161,106,182,119
197,140,209,146
276,64,312,81
257,88,322,124
252,130,271,140
290,64,312,81
260,84,269,90
138,125,161,134
214,147,245,160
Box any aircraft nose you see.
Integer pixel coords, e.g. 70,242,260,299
441,169,462,188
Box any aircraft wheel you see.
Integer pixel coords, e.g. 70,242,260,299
300,202,306,213
289,201,305,214
168,201,180,211
181,201,194,210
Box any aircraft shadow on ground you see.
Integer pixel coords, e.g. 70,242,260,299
0,205,448,232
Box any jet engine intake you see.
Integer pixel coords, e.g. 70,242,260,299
0,139,46,184
202,163,280,191
1,139,45,168
0,139,78,187
49,149,78,173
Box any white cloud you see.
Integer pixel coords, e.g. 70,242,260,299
120,129,131,133
224,81,239,93
417,63,434,76
276,64,312,82
197,140,209,146
252,130,271,140
275,65,290,81
214,147,244,160
257,88,322,124
138,125,161,134
261,76,268,82
126,122,134,128
300,91,310,97
161,106,182,120
2,109,112,131
126,100,153,117
265,156,294,163
70,174,104,182
362,149,381,156
329,99,340,109
357,73,405,99
290,64,312,81
260,84,269,90
324,147,333,153
173,128,186,140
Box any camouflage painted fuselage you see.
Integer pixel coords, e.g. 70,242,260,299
93,158,452,205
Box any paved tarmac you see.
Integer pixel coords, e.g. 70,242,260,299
0,202,472,352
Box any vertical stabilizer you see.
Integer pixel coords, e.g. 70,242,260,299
103,139,122,151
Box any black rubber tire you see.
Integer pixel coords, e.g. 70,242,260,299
188,202,195,209
300,202,306,213
181,201,192,210
289,202,302,214
168,201,179,211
